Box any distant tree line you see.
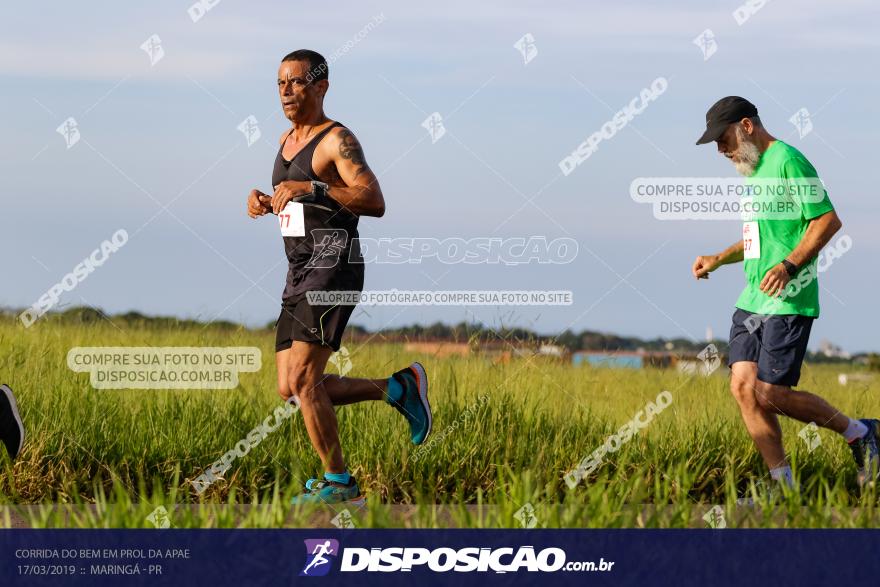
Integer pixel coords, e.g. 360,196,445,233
349,321,722,353
4,306,873,361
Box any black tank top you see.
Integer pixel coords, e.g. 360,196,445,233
271,121,364,302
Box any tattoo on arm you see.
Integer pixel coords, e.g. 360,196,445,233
337,129,370,179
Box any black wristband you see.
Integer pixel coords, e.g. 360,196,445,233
782,259,798,276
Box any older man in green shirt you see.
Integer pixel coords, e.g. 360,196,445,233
692,96,878,490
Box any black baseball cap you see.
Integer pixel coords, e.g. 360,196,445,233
695,96,758,145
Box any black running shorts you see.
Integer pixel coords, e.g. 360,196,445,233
274,297,356,353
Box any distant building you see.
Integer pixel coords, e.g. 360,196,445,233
403,341,470,357
401,340,569,361
573,351,644,369
538,344,566,357
573,349,726,372
818,339,850,360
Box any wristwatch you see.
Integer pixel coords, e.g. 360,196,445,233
782,259,798,277
311,180,329,199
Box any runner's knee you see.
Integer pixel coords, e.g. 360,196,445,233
277,380,293,401
288,368,321,403
754,381,785,412
729,376,757,407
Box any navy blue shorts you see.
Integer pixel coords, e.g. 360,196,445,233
727,308,814,386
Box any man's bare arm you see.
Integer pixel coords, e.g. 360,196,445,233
324,128,385,217
786,210,842,267
716,240,745,266
757,210,842,297
692,240,744,280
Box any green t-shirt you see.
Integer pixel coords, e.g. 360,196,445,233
734,141,834,317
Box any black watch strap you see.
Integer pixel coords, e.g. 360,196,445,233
782,259,798,276
311,180,328,199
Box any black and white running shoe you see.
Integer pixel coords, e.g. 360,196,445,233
0,384,25,459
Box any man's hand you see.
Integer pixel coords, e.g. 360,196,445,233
760,263,791,298
271,180,312,214
692,255,721,280
247,189,272,218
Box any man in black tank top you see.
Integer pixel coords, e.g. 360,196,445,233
246,50,432,505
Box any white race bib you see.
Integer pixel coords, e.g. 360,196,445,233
742,221,760,259
279,202,305,237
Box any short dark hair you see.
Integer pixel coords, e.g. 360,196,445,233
281,49,328,83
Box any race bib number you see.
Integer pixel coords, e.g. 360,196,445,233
279,202,305,237
742,221,760,259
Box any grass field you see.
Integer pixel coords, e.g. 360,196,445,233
1,316,878,528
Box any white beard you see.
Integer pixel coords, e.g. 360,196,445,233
733,126,762,176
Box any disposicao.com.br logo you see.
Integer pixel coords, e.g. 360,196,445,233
301,539,340,577
300,540,613,575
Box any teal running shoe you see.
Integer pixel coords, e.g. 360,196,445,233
291,477,365,506
389,362,432,445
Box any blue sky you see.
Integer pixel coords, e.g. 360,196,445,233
2,1,878,351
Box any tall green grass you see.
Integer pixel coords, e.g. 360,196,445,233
1,316,877,527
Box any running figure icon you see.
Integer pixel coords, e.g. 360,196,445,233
302,540,335,575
